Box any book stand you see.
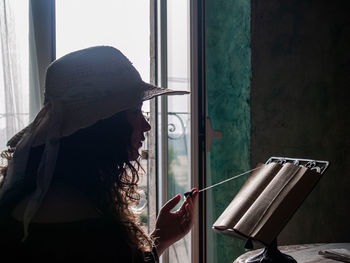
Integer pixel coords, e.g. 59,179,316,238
213,157,329,263
245,238,296,263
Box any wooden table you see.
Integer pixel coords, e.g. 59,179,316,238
234,243,350,263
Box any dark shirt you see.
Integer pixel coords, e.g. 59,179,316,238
0,216,158,263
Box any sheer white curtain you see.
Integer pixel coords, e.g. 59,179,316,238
0,0,41,153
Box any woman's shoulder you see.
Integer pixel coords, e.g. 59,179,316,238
0,216,134,263
11,182,101,223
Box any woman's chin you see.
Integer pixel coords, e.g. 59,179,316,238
128,150,140,161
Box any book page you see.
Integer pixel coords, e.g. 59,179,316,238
213,162,282,230
234,163,300,239
252,166,321,245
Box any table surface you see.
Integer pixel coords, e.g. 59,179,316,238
234,243,350,263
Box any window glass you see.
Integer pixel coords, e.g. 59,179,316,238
167,0,191,261
55,0,150,83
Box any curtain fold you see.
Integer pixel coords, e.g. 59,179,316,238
0,0,24,149
0,0,41,151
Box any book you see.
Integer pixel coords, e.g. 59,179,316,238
319,248,350,262
213,160,326,246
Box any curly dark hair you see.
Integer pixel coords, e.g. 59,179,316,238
0,110,153,258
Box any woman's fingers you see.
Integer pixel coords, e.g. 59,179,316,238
185,203,191,220
185,202,190,210
188,189,199,203
181,190,198,219
162,188,198,216
152,190,199,253
186,195,193,207
161,194,181,213
184,188,198,203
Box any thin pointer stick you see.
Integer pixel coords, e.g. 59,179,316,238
184,166,262,197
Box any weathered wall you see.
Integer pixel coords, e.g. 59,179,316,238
251,0,350,245
206,0,251,262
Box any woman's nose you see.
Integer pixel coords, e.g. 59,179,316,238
142,116,151,132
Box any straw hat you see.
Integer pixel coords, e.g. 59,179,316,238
7,45,187,147
0,46,189,240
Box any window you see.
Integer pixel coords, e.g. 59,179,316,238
0,0,203,261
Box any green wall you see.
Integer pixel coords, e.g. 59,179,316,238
206,0,251,262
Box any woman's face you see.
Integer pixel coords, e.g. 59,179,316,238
125,103,151,161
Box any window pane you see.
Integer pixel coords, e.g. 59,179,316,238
167,0,191,262
55,0,150,83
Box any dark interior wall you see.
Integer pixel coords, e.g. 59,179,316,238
251,0,350,244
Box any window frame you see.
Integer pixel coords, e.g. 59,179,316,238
153,0,206,262
29,0,56,103
190,0,207,262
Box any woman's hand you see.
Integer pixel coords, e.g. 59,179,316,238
151,188,199,256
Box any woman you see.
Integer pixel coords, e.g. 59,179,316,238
0,46,198,262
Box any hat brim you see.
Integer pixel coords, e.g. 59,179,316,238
142,82,190,100
7,84,189,148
